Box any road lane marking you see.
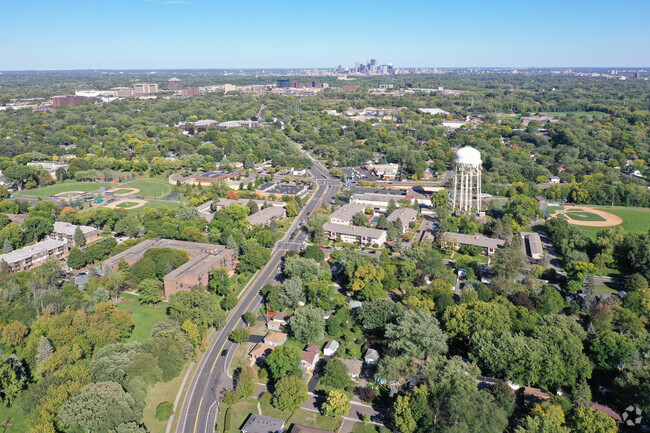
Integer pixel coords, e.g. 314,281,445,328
192,396,203,433
205,401,217,433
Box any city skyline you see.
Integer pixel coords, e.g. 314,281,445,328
1,0,648,70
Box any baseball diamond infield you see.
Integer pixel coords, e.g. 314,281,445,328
551,206,622,227
106,187,141,196
53,191,86,197
104,198,148,209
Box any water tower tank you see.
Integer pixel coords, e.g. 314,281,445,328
455,147,482,166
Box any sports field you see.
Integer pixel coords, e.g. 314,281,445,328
564,211,606,222
122,179,173,198
18,182,101,197
563,206,650,239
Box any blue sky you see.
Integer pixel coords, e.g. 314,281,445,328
1,0,648,70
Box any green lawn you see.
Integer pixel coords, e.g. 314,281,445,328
17,182,101,197
0,402,30,433
351,423,390,433
126,201,182,217
124,179,173,198
116,201,139,208
216,401,259,433
260,404,292,420
545,206,563,213
142,361,191,433
287,409,342,432
575,206,650,240
116,293,168,342
595,284,618,296
564,211,606,222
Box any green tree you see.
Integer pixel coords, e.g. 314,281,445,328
114,216,143,237
0,357,24,405
58,381,139,433
266,344,302,380
394,394,417,433
3,238,13,253
272,376,308,411
443,301,512,345
236,366,258,398
280,277,305,309
321,358,352,389
209,268,231,295
385,311,447,359
572,407,617,433
322,389,351,417
229,327,250,343
290,306,325,343
1,320,28,346
138,279,163,305
238,239,271,273
74,226,86,246
303,244,325,262
243,311,257,326
155,401,174,421
168,289,226,333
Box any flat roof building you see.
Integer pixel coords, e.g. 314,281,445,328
329,203,367,225
0,239,69,272
194,171,239,184
168,77,182,91
256,182,308,199
386,208,418,233
52,95,86,107
102,239,236,299
246,206,286,226
51,222,99,246
522,232,544,261
440,232,504,255
322,222,387,247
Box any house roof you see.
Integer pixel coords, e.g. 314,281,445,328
53,221,96,236
301,351,318,365
241,414,285,433
330,203,367,223
589,403,622,423
364,349,379,361
263,332,287,343
339,358,363,376
250,343,274,358
246,206,285,225
305,344,320,353
274,312,290,322
324,340,339,351
386,208,418,224
441,232,504,250
323,223,387,240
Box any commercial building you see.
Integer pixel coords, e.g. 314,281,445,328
246,206,286,226
194,171,240,184
329,203,367,225
0,239,69,272
102,239,237,300
364,163,399,179
52,95,86,107
322,223,387,247
133,83,158,95
111,87,135,98
277,79,291,88
386,208,418,233
181,88,199,97
215,120,262,130
192,119,218,131
51,222,99,246
168,77,182,91
199,199,284,213
440,232,504,256
27,161,68,173
256,182,308,199
350,193,408,211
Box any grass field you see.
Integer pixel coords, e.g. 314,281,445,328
142,361,191,433
0,401,30,433
116,293,168,342
126,200,181,216
287,409,341,432
576,206,650,239
18,182,101,197
124,179,173,198
116,201,139,208
216,401,259,432
564,211,606,222
351,423,390,433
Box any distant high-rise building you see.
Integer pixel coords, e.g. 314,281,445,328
291,81,304,89
181,88,199,97
52,95,86,107
134,83,158,95
277,79,291,88
168,77,182,91
370,59,377,72
354,61,360,73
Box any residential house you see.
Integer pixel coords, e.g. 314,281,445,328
549,176,561,184
339,358,363,379
323,340,339,357
263,332,287,347
240,414,285,433
304,344,320,353
364,349,380,365
273,312,290,325
301,351,319,374
250,344,274,363
267,320,283,331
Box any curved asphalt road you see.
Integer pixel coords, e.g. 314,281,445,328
176,154,339,433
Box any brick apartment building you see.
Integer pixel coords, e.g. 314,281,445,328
168,77,182,91
51,222,99,246
52,95,86,107
102,239,237,299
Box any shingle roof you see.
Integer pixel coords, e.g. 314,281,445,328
241,414,285,433
323,222,387,240
441,232,504,250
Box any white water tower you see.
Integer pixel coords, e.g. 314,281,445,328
452,147,482,213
